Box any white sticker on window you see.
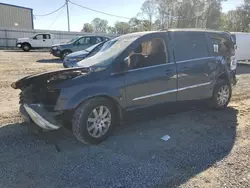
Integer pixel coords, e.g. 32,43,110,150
214,44,219,52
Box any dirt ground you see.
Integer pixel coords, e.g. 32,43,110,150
0,50,249,188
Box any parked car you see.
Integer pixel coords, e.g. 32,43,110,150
50,36,110,60
11,29,237,145
63,41,107,68
230,32,250,63
16,33,69,52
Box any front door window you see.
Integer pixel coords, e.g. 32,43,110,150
127,38,168,70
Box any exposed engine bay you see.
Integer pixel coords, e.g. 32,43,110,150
12,68,89,110
11,68,90,130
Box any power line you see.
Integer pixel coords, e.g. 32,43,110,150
49,6,65,29
34,3,66,17
69,0,130,20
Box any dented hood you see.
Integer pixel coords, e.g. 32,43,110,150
11,67,90,89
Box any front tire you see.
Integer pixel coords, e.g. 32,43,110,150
21,43,31,52
210,80,232,109
72,98,117,145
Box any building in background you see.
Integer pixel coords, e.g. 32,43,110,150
0,3,33,29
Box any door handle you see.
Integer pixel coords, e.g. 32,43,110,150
43,40,45,42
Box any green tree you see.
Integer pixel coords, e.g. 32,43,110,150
219,0,250,32
114,22,131,34
82,23,93,33
91,18,108,33
129,17,142,32
140,0,157,30
107,26,116,34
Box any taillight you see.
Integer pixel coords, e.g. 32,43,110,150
230,56,237,71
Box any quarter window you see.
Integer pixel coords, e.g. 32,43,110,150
173,32,208,61
128,38,168,70
211,37,231,55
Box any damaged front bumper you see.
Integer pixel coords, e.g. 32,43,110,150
20,104,62,130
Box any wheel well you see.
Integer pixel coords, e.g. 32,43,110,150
96,95,123,122
217,73,229,83
22,42,31,47
76,95,123,122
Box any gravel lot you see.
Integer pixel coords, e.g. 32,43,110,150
0,50,249,188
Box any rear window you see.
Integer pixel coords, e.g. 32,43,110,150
173,32,208,61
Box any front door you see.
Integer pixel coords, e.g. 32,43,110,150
172,31,216,101
124,34,177,109
31,34,44,48
31,34,51,48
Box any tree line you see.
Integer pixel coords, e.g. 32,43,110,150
82,0,250,34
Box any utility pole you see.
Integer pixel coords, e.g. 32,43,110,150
195,16,199,28
66,0,70,31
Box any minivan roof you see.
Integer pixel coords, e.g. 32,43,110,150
120,29,230,38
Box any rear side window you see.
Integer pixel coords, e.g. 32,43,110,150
210,36,232,55
173,32,208,61
43,34,51,39
103,37,110,42
77,37,91,45
90,37,102,45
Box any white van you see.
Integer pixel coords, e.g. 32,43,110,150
16,33,70,52
231,32,250,63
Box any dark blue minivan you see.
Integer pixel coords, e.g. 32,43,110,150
12,29,237,145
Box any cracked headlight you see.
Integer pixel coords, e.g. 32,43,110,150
47,70,86,83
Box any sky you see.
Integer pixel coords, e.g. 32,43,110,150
0,0,245,32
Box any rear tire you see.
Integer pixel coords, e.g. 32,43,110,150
21,43,31,52
210,80,232,109
72,97,117,145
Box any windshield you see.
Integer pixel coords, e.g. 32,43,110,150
85,42,102,52
77,35,139,68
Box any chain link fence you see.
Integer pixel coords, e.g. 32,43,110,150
0,27,116,48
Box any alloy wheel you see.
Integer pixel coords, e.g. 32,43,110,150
217,85,230,106
87,106,112,138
